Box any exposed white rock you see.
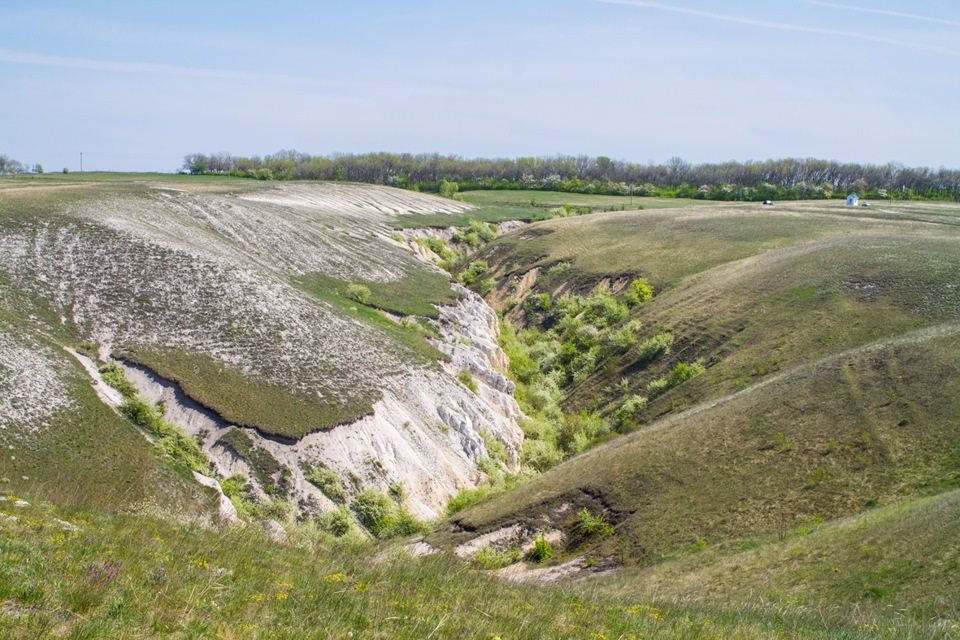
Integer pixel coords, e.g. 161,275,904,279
0,326,74,430
0,181,527,522
193,472,240,525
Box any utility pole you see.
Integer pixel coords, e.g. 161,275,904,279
80,152,83,173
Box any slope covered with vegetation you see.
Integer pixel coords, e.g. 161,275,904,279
425,199,960,631
3,171,960,637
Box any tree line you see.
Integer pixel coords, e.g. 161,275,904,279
181,151,960,201
0,155,35,175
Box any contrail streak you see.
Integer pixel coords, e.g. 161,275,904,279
0,48,340,86
799,1,960,28
591,0,960,56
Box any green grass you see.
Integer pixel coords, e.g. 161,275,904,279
116,347,377,440
0,497,944,639
392,190,719,229
292,274,452,368
0,289,215,517
478,201,960,291
437,328,960,572
602,487,960,630
576,235,960,421
460,189,719,210
294,271,458,319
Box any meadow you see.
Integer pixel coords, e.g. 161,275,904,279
1,494,951,639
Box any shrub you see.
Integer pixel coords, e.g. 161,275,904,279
525,292,553,314
415,237,455,262
388,482,408,503
304,463,347,504
98,361,138,399
459,260,488,285
478,278,496,296
606,319,642,354
557,411,610,456
528,535,553,563
614,394,648,429
451,228,480,247
573,508,615,538
545,262,571,278
352,489,427,538
262,498,295,522
315,505,354,537
352,489,393,535
439,179,459,199
523,438,563,473
669,359,706,386
469,220,498,243
582,290,628,327
624,278,653,306
345,283,371,304
385,506,429,537
480,429,507,464
457,369,479,394
646,377,670,398
636,332,673,363
119,397,209,475
474,545,522,570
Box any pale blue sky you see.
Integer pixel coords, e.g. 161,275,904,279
2,1,957,172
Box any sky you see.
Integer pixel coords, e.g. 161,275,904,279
2,0,958,172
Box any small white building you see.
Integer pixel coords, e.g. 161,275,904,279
846,194,859,206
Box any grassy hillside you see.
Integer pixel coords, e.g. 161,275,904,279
428,199,960,632
0,175,471,438
0,279,216,516
436,327,960,560
0,494,946,639
477,200,960,291
602,487,960,628
573,234,960,419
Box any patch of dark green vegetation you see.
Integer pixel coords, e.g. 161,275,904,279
494,280,704,471
350,488,428,539
302,461,347,504
218,428,290,496
292,274,451,367
295,270,458,319
117,347,375,439
391,205,537,229
118,397,210,476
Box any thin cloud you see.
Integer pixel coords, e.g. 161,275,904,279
0,48,341,86
799,1,960,28
591,0,960,56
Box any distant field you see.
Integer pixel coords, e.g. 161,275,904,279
392,189,720,229
459,189,719,210
480,200,960,289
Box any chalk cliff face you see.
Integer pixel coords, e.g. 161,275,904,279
0,180,524,519
113,285,523,520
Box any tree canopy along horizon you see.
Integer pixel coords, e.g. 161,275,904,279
178,150,960,202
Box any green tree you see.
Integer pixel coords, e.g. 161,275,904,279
439,180,459,199
625,278,653,306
